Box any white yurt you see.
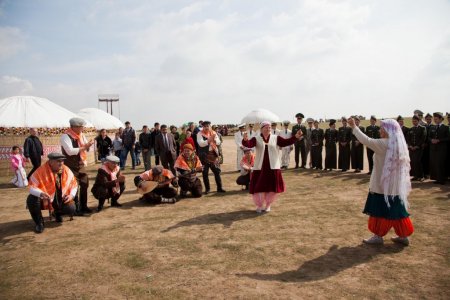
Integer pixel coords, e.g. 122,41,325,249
77,107,124,131
0,96,96,177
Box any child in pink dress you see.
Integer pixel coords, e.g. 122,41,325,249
10,146,28,187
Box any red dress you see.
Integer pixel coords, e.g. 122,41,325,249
242,135,297,194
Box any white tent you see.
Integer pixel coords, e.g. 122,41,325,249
241,108,280,124
77,107,124,130
0,96,93,128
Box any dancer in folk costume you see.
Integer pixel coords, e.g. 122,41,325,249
10,146,28,187
279,121,293,169
242,121,303,213
348,117,414,246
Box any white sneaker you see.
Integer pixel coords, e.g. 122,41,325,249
391,236,409,246
264,206,271,212
363,235,384,244
256,207,262,213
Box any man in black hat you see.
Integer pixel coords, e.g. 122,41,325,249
365,115,380,175
338,117,352,172
407,115,427,181
292,113,307,168
350,116,365,173
397,116,409,138
27,153,77,233
428,112,449,184
422,113,433,178
324,119,338,171
196,121,226,194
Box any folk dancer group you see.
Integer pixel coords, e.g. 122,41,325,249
18,111,450,247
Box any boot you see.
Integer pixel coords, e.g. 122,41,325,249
111,197,122,207
97,198,106,212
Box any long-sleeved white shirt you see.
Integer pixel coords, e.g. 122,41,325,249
234,131,245,148
60,133,89,156
352,126,390,194
197,132,221,150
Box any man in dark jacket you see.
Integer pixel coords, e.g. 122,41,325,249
429,112,449,184
150,122,161,165
154,124,177,176
23,128,44,179
91,155,125,211
139,125,152,171
120,121,136,170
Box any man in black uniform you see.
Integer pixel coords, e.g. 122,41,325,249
324,119,338,171
414,109,426,126
310,120,324,170
422,113,433,179
428,112,449,184
338,117,352,172
365,115,380,175
291,113,307,168
407,115,427,181
397,115,409,138
351,116,365,173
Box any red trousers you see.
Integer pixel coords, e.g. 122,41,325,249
368,216,414,238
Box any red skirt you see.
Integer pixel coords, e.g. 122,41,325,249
249,147,285,194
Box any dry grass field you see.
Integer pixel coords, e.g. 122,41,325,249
0,135,449,299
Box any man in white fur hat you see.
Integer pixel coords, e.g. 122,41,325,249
234,123,247,172
279,120,293,169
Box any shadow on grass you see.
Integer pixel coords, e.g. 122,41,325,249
238,243,405,282
161,209,260,232
0,217,64,244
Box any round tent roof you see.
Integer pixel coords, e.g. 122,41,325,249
241,108,280,124
77,107,124,130
0,96,92,128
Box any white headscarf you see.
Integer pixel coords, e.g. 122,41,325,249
380,119,411,208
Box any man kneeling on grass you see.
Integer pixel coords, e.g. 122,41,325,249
27,153,77,233
134,165,178,204
91,155,126,212
174,143,203,198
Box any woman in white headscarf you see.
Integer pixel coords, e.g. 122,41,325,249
242,121,303,213
348,117,414,246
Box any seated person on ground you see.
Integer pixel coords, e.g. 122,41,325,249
91,155,125,212
236,148,255,190
174,144,203,198
134,165,178,204
27,152,77,233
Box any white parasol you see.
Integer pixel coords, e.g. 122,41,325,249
240,108,280,125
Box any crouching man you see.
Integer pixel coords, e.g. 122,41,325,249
174,144,203,198
134,165,178,204
27,152,77,233
91,155,126,212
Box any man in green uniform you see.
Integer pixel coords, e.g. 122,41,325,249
407,115,427,181
292,113,307,169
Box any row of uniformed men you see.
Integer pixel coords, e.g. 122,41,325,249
234,111,450,184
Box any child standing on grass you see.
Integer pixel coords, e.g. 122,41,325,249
10,145,28,187
348,117,414,246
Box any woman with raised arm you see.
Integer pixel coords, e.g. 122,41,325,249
348,117,414,246
242,121,303,213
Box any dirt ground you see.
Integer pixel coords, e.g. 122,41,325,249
0,136,449,299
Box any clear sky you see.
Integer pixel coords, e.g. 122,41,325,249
0,0,449,128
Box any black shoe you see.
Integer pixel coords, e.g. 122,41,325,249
341,169,347,172
75,210,84,216
217,189,226,193
82,207,93,213
300,166,306,169
55,214,63,223
35,222,44,233
204,190,210,195
411,177,418,181
418,177,425,182
367,171,372,175
294,165,299,169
